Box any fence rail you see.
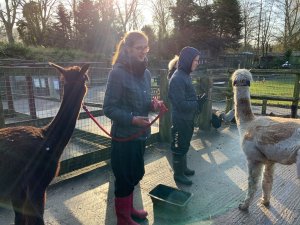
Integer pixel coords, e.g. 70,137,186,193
225,69,300,117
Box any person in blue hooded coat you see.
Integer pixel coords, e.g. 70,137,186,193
168,46,207,185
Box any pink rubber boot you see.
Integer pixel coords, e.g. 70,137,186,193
130,193,148,219
115,195,139,225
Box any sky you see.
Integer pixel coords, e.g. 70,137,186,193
141,2,153,25
0,0,154,26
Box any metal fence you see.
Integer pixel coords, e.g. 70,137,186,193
0,66,161,175
1,65,300,175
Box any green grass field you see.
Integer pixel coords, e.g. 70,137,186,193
250,78,295,106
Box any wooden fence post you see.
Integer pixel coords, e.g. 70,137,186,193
196,72,213,131
0,71,6,128
0,92,4,128
225,70,234,113
5,75,15,116
158,69,171,142
262,99,267,115
26,75,37,119
292,73,300,118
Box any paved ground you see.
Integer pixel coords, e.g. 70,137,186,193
1,123,300,225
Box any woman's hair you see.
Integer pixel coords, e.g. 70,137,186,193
167,55,179,79
168,55,179,71
112,31,148,65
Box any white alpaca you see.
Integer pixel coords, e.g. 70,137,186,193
232,69,300,211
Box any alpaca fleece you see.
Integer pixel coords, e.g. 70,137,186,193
232,69,300,211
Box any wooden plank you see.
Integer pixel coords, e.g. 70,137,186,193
58,133,159,175
83,102,102,108
292,74,300,117
262,99,267,115
228,68,300,74
250,94,296,101
5,110,103,127
5,117,52,127
0,93,4,128
158,69,171,142
59,147,111,175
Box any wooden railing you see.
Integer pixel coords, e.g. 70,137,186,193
226,69,300,118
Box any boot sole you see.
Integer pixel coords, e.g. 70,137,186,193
174,177,193,185
184,172,195,176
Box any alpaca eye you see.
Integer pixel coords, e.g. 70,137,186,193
84,75,89,82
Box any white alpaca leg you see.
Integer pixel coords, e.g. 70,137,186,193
261,162,274,206
239,161,263,211
296,150,300,179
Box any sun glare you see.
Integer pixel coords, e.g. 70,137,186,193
114,0,153,26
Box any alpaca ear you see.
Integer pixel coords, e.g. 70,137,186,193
80,64,90,75
49,62,66,74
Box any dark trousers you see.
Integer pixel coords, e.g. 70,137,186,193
111,140,146,197
171,119,194,156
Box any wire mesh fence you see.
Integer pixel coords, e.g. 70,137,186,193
1,65,300,174
0,65,161,174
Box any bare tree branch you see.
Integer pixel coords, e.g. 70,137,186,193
149,0,174,39
0,0,21,43
114,0,139,33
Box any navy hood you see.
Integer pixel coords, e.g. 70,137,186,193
178,46,200,74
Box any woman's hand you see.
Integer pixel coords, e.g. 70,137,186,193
151,97,168,112
132,116,150,127
197,93,208,112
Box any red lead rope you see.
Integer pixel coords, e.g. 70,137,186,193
82,104,168,142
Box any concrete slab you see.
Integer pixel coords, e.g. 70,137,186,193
1,124,300,225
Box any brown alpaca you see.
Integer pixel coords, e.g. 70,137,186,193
0,63,89,225
232,69,300,211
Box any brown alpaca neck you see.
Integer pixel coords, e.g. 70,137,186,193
42,84,85,157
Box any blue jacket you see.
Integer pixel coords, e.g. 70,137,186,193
168,47,200,121
103,57,152,140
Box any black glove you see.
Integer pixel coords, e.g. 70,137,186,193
197,93,207,112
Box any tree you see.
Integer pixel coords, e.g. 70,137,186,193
0,0,21,43
50,3,72,47
17,1,43,45
114,0,139,33
170,0,197,51
192,3,216,53
170,0,242,56
253,0,277,56
148,0,174,58
140,25,156,57
74,0,101,51
17,0,57,46
213,0,242,51
240,0,259,51
96,0,118,56
278,0,300,50
171,0,196,32
149,0,174,40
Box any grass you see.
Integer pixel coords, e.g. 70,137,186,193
250,78,295,107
